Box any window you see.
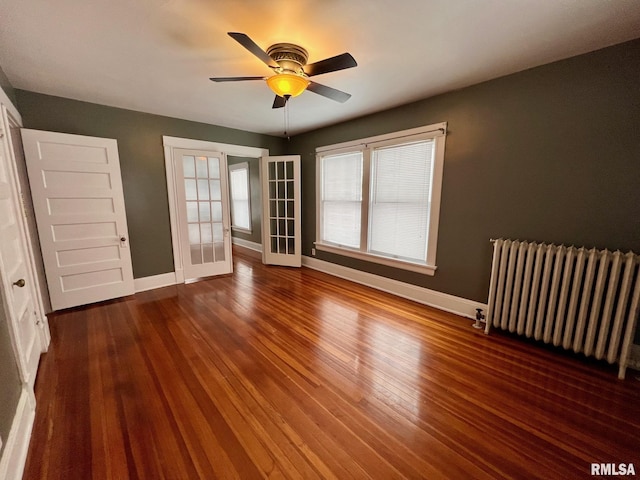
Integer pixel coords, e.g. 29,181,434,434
228,162,252,232
316,123,446,275
320,151,363,248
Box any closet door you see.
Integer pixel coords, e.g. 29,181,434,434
22,129,134,310
0,114,41,387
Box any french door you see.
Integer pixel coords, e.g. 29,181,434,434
22,129,135,310
173,148,232,280
261,155,301,267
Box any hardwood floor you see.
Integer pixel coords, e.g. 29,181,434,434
24,247,640,479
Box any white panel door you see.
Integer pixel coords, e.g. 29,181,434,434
261,155,301,267
4,106,51,344
22,129,134,310
0,119,40,387
173,148,232,280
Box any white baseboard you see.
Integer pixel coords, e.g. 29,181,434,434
302,256,486,320
0,387,35,480
130,248,485,321
134,272,177,293
231,237,262,253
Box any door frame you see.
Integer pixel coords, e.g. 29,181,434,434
0,87,47,480
0,89,50,361
162,136,268,282
2,107,51,323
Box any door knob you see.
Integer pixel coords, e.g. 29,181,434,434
120,236,126,242
13,279,26,288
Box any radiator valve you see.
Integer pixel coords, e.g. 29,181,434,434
473,308,485,329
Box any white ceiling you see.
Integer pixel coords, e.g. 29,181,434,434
1,0,639,137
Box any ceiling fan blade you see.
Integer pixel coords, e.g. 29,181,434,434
210,76,266,82
307,81,352,103
228,32,279,69
304,53,357,77
272,95,288,109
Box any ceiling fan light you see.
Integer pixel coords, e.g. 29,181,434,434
267,73,309,98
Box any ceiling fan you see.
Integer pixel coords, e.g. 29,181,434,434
210,32,357,109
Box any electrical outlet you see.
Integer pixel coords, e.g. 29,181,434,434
312,248,316,256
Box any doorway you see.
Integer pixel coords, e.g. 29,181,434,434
163,136,269,282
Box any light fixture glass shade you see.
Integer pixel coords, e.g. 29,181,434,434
266,73,309,98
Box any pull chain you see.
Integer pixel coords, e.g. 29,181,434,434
283,95,291,140
283,100,287,137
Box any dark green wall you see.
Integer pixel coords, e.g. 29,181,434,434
15,91,285,278
288,38,640,308
228,156,262,245
0,63,17,109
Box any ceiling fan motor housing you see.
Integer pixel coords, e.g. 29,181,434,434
267,43,309,75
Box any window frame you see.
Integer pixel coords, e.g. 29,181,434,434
315,122,447,275
228,161,252,234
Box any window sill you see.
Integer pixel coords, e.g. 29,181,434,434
231,227,252,234
314,242,437,276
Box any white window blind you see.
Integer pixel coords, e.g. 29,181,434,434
369,140,434,262
316,122,446,275
229,163,251,231
320,152,363,248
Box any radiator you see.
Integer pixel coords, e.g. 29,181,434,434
485,239,640,379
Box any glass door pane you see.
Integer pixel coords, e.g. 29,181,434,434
183,155,226,266
267,158,296,255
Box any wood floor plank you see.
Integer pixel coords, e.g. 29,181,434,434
23,246,640,479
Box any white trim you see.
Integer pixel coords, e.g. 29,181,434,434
316,122,447,154
302,255,486,320
426,133,445,269
315,242,437,276
134,272,177,293
0,87,21,124
162,136,269,158
163,143,185,283
0,387,35,480
231,237,262,253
